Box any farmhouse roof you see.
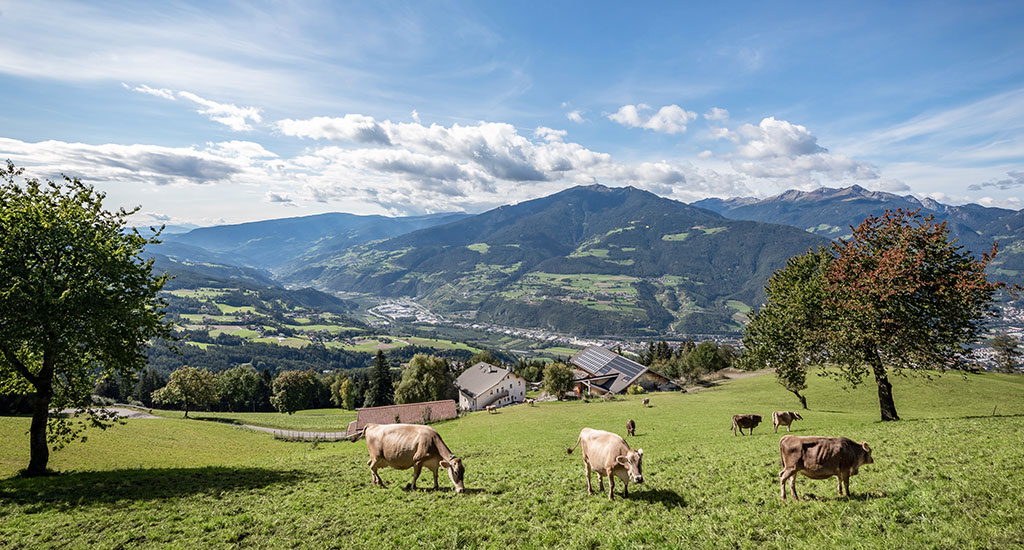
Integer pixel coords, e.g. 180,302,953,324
569,346,649,394
456,362,523,398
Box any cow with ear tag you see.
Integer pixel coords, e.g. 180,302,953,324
567,427,644,500
354,423,465,493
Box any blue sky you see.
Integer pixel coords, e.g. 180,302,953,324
1,1,1022,226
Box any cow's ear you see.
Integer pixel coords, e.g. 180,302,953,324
615,455,629,466
440,460,451,469
861,442,871,453
636,448,643,457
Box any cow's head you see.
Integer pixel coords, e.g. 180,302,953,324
615,448,644,484
792,412,803,421
440,457,465,494
753,415,762,423
860,442,873,465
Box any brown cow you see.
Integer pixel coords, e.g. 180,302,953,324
626,419,636,437
731,414,762,436
486,405,497,414
567,428,644,500
357,423,465,493
779,435,873,501
772,411,803,433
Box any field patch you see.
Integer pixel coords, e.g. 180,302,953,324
3,372,1024,548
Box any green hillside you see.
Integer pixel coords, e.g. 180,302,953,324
3,371,1023,548
285,185,825,335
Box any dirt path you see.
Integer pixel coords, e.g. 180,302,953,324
58,406,159,419
238,424,352,441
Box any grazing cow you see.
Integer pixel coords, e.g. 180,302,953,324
731,414,762,436
356,423,465,493
772,411,803,433
486,405,497,414
567,428,644,500
779,435,873,501
626,419,636,437
642,398,650,408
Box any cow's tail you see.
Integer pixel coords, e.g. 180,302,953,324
567,435,582,455
349,429,366,443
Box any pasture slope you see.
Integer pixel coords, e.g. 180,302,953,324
2,372,1024,549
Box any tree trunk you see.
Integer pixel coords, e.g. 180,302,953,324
791,390,808,410
26,385,52,476
870,352,899,421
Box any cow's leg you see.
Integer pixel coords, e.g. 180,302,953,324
368,458,386,487
789,473,798,501
598,472,604,492
408,463,422,490
842,474,850,497
431,466,440,490
622,480,629,498
584,462,593,495
780,468,798,501
608,475,615,501
786,424,791,432
836,475,843,496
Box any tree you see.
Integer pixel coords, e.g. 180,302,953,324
394,354,455,404
739,247,831,410
365,350,394,408
270,369,321,414
826,209,1001,421
216,365,266,412
337,377,356,409
468,350,500,366
742,210,1002,421
0,162,172,475
542,362,574,399
152,366,219,418
991,333,1021,374
133,367,166,407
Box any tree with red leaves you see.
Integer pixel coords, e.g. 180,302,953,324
826,209,1001,421
743,208,1002,421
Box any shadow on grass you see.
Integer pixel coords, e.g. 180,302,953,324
899,413,1024,422
0,466,308,511
631,488,686,508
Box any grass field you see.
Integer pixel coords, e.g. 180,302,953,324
3,372,1024,548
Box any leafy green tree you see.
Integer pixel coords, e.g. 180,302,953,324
339,377,356,409
742,211,1002,421
739,247,831,410
133,367,166,407
270,369,321,414
469,350,500,366
152,366,219,418
991,333,1021,374
542,362,574,400
394,354,455,404
365,350,394,408
216,365,266,412
0,162,172,475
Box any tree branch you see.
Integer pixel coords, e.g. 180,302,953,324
0,344,40,387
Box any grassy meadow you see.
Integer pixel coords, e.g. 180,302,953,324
2,371,1024,548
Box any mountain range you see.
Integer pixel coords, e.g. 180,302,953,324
149,184,1023,336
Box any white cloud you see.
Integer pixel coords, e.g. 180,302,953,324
278,114,391,144
534,127,567,142
703,107,729,122
177,91,261,131
968,170,1024,191
567,110,584,123
697,150,714,160
126,83,175,101
0,137,261,186
716,117,878,183
411,109,421,123
609,104,697,134
265,192,296,205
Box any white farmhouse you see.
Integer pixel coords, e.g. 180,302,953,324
455,362,527,411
